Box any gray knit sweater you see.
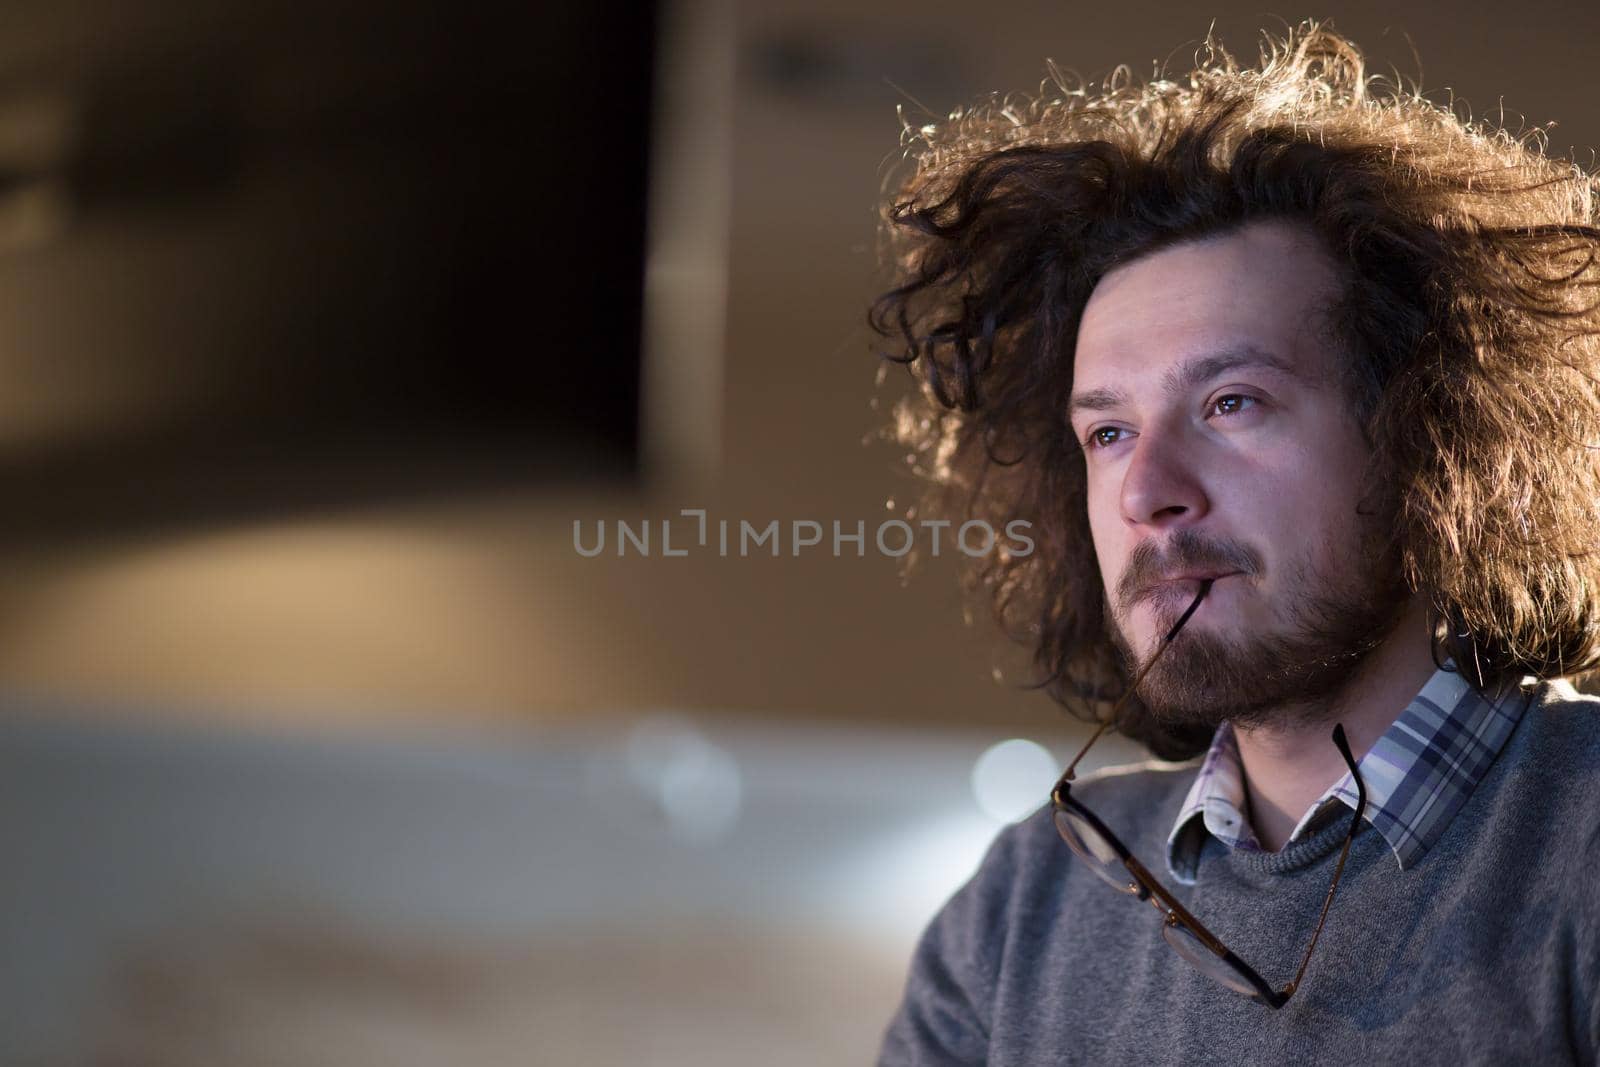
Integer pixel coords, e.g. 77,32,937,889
879,681,1600,1065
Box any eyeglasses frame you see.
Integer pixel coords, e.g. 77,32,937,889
1050,579,1368,1009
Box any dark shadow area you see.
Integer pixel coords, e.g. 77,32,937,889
0,0,654,546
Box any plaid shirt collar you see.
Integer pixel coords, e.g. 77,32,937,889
1165,664,1536,885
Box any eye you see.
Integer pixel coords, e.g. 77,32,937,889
1083,426,1129,451
1209,394,1258,417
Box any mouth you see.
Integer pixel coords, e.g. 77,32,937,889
1141,571,1243,600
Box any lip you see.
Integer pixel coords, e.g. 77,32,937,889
1141,570,1243,599
1156,570,1241,585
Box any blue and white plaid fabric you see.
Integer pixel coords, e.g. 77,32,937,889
1165,665,1536,885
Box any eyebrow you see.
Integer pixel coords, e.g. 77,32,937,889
1066,345,1312,419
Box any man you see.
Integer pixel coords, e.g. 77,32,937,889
870,22,1600,1064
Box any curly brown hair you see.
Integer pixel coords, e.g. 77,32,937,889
868,21,1600,759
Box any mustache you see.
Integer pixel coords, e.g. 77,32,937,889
1116,528,1262,608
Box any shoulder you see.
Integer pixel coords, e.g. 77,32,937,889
1492,678,1600,865
1523,682,1600,984
1528,677,1600,732
880,752,1200,1063
901,753,1198,966
1508,678,1600,777
965,754,1201,897
1061,755,1202,854
1072,755,1202,808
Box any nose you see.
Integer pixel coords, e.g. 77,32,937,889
1118,431,1210,530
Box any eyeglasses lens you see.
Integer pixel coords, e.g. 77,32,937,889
1052,807,1140,895
1160,919,1261,997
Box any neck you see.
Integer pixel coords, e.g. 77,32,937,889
1231,594,1437,851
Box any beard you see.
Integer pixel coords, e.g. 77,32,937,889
1106,524,1411,732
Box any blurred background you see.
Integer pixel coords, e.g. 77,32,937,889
1,1,1597,1063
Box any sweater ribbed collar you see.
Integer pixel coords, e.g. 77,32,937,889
1165,666,1540,885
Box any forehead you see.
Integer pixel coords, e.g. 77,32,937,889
1073,220,1344,392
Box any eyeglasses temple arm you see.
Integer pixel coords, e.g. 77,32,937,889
1283,722,1366,998
1061,579,1212,782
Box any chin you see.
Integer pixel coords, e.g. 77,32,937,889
1134,616,1395,732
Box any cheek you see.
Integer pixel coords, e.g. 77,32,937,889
1084,480,1125,588
1083,474,1112,539
1252,445,1370,565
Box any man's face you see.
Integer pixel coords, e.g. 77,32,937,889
1069,220,1407,728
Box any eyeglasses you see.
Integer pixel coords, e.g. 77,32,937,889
1050,579,1366,1009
